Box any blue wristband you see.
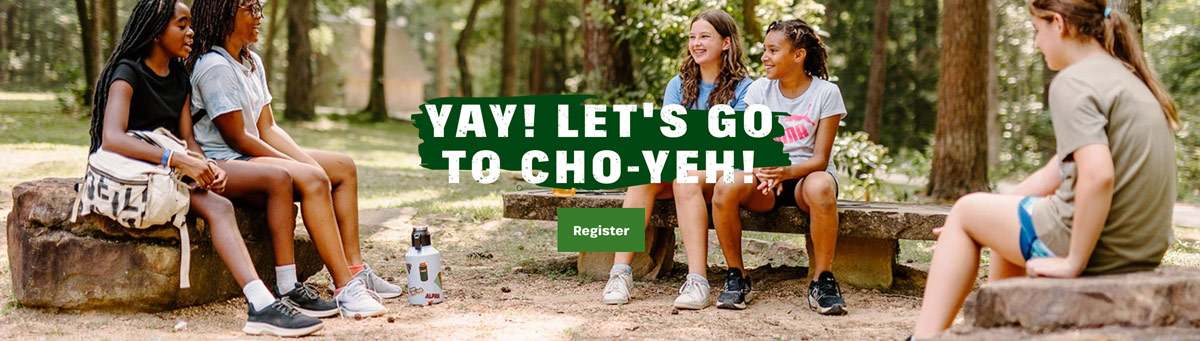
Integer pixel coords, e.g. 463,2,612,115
161,149,172,167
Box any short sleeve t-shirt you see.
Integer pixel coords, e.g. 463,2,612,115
190,46,273,160
662,75,755,110
742,77,847,176
110,58,192,137
1030,54,1177,275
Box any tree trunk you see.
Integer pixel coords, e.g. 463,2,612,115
435,24,451,97
864,0,890,142
528,0,546,95
582,0,633,93
105,0,118,55
500,0,520,96
1109,0,1142,45
75,0,100,106
284,0,315,121
743,0,761,61
263,0,284,85
456,0,485,97
986,0,999,169
365,0,388,122
928,0,989,202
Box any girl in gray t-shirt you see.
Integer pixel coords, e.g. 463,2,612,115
912,1,1181,338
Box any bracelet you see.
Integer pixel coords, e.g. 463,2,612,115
161,149,173,167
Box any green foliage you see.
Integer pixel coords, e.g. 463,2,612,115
831,131,890,201
1146,0,1200,201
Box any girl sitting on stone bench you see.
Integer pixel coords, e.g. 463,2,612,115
911,0,1180,338
87,0,321,336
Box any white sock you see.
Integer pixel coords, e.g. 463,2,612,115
275,264,298,294
242,280,276,312
610,264,632,275
686,273,707,284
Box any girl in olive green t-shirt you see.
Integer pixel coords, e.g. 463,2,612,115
911,0,1181,338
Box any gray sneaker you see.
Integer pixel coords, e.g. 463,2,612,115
356,263,404,299
335,277,388,319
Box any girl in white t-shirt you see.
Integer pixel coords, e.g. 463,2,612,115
680,19,850,314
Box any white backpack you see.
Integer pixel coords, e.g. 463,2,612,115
71,127,195,288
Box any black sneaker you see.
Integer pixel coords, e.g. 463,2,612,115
280,283,340,318
242,299,324,337
716,268,752,310
807,271,848,315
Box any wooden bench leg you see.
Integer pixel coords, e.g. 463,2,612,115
578,226,676,280
809,236,898,290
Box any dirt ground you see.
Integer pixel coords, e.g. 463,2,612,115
0,192,939,340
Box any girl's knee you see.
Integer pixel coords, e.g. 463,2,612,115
712,181,752,209
192,192,234,220
802,176,837,208
295,169,332,195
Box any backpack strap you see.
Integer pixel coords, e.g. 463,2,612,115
177,221,191,289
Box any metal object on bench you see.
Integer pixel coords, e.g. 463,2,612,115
503,189,949,289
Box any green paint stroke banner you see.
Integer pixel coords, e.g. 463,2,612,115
413,95,791,190
557,208,645,252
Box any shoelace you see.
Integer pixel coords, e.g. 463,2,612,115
678,277,705,295
347,279,384,303
273,299,302,317
603,274,628,295
814,278,841,299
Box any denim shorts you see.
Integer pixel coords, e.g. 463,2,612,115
1018,196,1058,261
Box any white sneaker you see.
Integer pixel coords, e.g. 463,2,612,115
601,272,633,305
358,263,404,299
335,278,388,319
673,276,711,310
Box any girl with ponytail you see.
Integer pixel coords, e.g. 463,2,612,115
912,1,1179,338
89,0,321,336
600,9,753,310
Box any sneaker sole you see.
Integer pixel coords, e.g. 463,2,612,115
601,296,630,305
807,295,848,315
673,301,709,310
340,307,388,320
374,291,402,299
293,305,340,318
242,321,324,337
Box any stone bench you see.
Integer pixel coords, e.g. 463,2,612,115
502,189,949,289
6,178,324,312
961,267,1200,332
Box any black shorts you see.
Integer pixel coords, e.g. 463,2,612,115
773,170,840,209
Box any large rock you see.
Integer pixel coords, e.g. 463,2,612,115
962,267,1200,332
7,178,325,312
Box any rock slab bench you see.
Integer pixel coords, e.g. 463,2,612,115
962,267,1200,333
7,178,324,312
502,189,949,289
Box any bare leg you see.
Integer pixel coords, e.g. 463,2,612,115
671,170,719,275
796,172,839,278
250,157,354,288
711,171,775,276
190,190,260,286
306,150,363,266
913,193,1026,338
615,182,673,266
218,160,296,266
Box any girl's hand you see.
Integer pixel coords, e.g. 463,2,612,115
1025,257,1081,278
930,226,943,253
173,153,214,188
207,161,227,194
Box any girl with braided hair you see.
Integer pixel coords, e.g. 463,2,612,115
684,18,848,313
89,0,321,336
601,9,753,310
911,0,1179,338
186,0,393,319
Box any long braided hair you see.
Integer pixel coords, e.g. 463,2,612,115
679,9,749,110
1028,0,1179,131
186,0,256,71
88,0,181,153
765,19,829,80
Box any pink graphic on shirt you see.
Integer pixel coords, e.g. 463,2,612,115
774,103,815,144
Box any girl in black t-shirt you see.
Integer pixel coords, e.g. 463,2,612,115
87,0,320,336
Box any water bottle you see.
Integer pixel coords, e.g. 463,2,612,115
405,226,444,305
